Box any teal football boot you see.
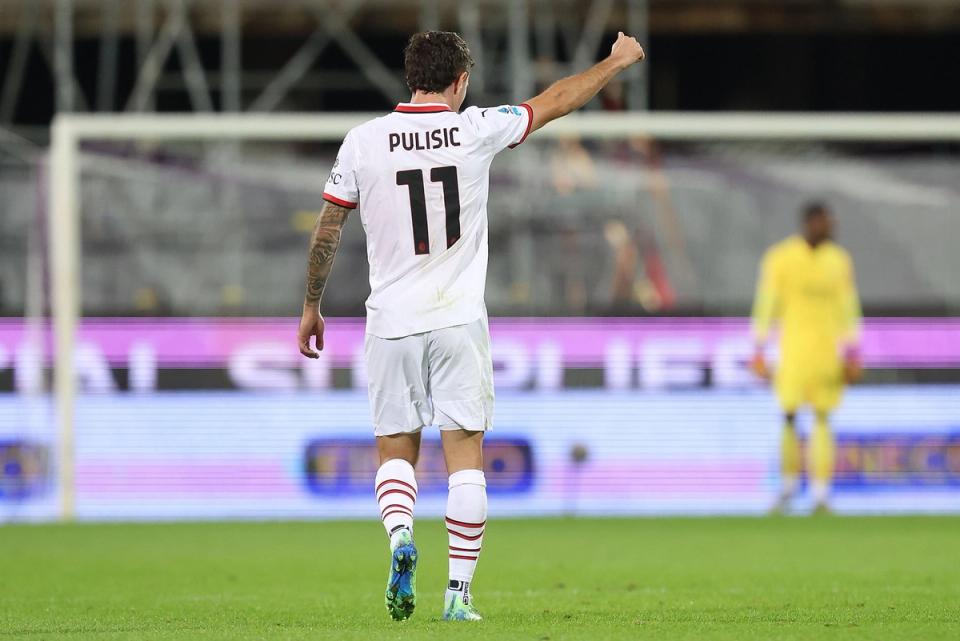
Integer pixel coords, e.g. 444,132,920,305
384,529,417,621
442,587,482,621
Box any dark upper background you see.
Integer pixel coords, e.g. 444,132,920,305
1,0,959,136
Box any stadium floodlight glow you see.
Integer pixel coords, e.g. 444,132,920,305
48,111,960,520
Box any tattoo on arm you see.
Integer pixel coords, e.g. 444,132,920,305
304,201,351,305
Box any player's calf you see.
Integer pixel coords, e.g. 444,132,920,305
809,410,835,514
772,413,801,515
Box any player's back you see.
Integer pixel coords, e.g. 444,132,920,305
323,102,532,339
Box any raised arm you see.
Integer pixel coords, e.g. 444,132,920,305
298,200,352,358
525,32,645,133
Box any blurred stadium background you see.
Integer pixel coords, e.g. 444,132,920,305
2,0,960,523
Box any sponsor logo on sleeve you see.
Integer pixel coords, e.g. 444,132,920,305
327,157,342,185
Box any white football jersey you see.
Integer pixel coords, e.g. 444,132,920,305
323,101,533,338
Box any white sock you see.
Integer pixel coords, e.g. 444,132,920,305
781,474,799,498
375,459,417,545
812,479,830,505
446,469,487,584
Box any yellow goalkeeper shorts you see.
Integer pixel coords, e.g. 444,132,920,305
774,358,844,414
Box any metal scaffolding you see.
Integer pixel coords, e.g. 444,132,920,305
0,0,649,137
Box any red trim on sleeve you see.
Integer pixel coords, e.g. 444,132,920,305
508,103,535,149
322,192,357,209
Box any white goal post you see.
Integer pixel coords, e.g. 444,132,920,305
48,111,960,520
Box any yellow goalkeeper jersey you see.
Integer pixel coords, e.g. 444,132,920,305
751,235,862,367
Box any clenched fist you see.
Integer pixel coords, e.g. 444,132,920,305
609,31,645,69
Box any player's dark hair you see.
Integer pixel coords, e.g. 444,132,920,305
403,31,474,94
801,201,830,222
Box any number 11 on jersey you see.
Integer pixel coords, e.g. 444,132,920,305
396,166,461,255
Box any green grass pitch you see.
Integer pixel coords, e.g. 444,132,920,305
2,517,958,640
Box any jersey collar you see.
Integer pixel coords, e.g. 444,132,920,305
394,102,453,114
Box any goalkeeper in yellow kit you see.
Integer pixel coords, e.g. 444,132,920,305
750,202,863,514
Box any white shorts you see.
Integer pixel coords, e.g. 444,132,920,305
364,317,494,436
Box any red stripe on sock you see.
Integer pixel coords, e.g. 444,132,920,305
445,516,486,528
381,509,413,522
376,479,417,495
447,528,483,541
377,488,416,503
449,554,479,561
380,503,413,517
448,545,481,552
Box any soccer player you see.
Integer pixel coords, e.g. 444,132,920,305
297,31,645,620
750,202,863,515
